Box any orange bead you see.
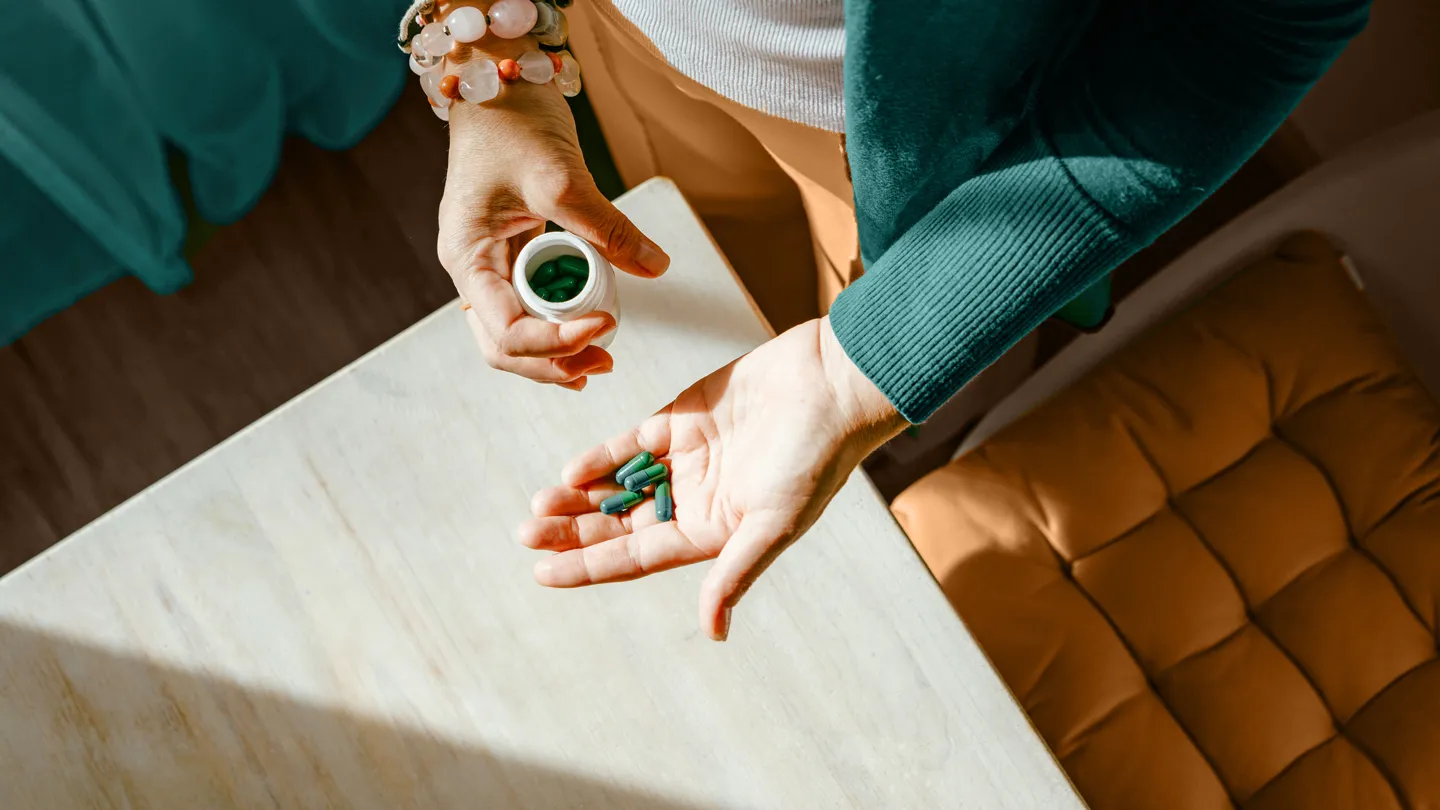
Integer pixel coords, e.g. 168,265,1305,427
439,74,461,100
548,52,563,73
497,59,522,82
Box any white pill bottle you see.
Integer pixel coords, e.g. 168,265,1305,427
512,231,620,349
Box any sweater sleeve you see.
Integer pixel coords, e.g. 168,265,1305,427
830,0,1370,423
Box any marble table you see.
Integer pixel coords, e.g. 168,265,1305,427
0,178,1083,809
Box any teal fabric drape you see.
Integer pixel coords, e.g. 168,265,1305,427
0,0,406,344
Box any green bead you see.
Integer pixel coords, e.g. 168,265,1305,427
614,451,654,484
622,463,668,492
530,261,560,288
655,481,673,522
556,254,589,282
600,490,643,515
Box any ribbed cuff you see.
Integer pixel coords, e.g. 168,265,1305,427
829,133,1131,423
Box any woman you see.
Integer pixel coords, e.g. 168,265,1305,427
433,0,1367,640
3,0,1365,640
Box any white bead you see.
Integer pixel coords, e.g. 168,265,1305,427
444,6,487,43
432,102,450,122
488,0,537,38
410,38,444,69
420,71,451,107
458,60,501,104
558,50,581,84
556,51,581,97
409,52,442,75
518,50,555,84
416,22,454,58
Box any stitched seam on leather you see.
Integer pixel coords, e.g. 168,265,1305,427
1055,419,1240,803
1057,687,1151,758
1066,437,1277,569
1167,504,1357,803
1278,371,1418,425
1060,572,1238,806
1169,439,1271,510
1173,497,1420,810
1221,424,1427,807
1118,416,1343,803
1345,657,1440,730
1065,508,1165,567
1343,731,1413,810
1154,622,1250,681
1271,429,1438,647
1361,484,1440,576
1244,735,1336,805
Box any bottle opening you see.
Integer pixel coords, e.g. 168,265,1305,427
526,253,590,303
519,240,596,311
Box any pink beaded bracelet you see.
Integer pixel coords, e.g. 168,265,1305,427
399,0,580,121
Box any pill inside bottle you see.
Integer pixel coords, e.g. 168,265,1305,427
513,231,621,349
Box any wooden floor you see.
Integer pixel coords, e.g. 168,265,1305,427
0,82,1308,575
0,85,457,575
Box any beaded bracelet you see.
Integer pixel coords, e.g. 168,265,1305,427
399,0,581,121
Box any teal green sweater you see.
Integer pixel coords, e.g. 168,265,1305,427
830,0,1369,422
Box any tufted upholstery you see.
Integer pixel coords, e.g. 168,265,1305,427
894,233,1440,810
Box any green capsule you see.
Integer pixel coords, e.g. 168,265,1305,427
614,451,654,485
540,277,581,301
530,261,560,288
556,254,589,282
600,490,643,515
623,463,668,492
655,481,674,522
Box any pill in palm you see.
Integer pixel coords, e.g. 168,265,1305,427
622,463,668,492
613,451,654,485
600,490,643,515
655,481,673,522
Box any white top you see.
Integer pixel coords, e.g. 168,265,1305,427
611,0,847,132
0,179,1081,809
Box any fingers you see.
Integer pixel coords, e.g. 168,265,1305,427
545,179,670,278
468,272,615,358
561,412,672,487
699,517,787,642
464,309,613,381
530,484,623,516
533,521,706,587
518,503,659,551
447,236,613,384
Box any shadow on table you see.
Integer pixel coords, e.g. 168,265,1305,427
0,620,714,810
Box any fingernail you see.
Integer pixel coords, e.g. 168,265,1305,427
636,241,670,276
717,607,732,642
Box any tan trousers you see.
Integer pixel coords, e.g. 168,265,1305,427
566,2,863,332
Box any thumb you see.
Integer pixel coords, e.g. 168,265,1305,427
698,516,788,642
549,180,670,278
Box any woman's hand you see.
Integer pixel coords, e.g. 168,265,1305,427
518,317,907,639
438,53,669,390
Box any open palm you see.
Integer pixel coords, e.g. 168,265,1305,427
518,318,905,640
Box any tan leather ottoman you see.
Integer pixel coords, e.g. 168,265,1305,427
894,233,1439,809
